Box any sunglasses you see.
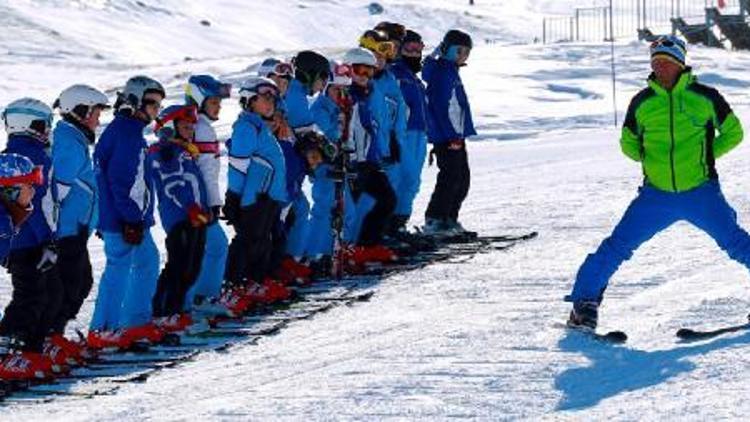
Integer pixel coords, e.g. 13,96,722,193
352,64,375,78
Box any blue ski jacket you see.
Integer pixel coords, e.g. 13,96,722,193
348,84,390,164
149,140,209,233
390,60,428,132
227,111,287,206
52,119,97,238
278,139,306,203
94,112,155,232
4,135,56,249
0,206,15,260
422,56,476,144
285,79,316,131
311,94,342,142
373,68,408,155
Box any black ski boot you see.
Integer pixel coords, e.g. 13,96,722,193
567,301,599,330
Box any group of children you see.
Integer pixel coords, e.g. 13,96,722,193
0,23,477,381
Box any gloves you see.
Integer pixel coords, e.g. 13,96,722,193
36,242,58,273
222,191,241,226
122,222,145,245
187,204,211,228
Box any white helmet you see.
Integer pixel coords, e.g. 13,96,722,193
2,98,53,139
55,84,110,119
342,47,377,67
238,77,279,105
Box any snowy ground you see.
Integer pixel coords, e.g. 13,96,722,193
5,0,750,420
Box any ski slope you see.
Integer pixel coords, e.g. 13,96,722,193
4,0,750,420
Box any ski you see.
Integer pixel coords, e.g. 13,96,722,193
574,329,628,344
561,323,628,344
676,315,750,342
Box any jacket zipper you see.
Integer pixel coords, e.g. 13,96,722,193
669,92,677,191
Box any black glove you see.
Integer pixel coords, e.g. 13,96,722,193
122,222,144,245
36,242,58,273
222,191,241,226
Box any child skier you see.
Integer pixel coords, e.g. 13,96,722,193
150,105,211,332
88,76,166,350
566,36,750,330
422,29,477,238
359,29,409,239
48,84,110,364
340,47,398,267
0,98,61,380
307,61,358,276
182,75,232,317
389,30,430,241
223,77,289,315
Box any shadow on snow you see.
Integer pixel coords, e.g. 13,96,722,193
554,329,750,411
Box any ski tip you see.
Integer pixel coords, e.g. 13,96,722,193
676,328,695,339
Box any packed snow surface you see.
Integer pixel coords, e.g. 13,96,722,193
4,0,750,420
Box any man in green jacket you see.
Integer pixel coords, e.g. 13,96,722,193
566,35,750,329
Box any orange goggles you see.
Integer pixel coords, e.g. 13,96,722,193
352,64,375,78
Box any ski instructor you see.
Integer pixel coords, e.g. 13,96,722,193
566,35,750,330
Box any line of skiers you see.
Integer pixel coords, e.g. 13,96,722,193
0,24,477,381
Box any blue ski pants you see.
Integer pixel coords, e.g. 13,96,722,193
184,221,228,308
90,230,160,330
285,193,310,259
568,180,750,303
395,130,428,218
307,164,357,257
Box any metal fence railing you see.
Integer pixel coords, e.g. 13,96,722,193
542,0,748,43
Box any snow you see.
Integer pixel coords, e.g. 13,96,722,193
4,0,750,420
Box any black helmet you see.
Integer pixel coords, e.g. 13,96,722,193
374,22,406,43
293,51,330,86
403,29,423,45
441,29,473,52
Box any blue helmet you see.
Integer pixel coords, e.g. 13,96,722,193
0,153,42,187
185,75,231,110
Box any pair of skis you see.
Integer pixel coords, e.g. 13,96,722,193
567,314,750,344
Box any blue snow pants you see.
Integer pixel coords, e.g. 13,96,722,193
568,180,750,303
307,164,357,257
90,230,160,330
395,130,428,218
184,221,228,308
286,193,310,259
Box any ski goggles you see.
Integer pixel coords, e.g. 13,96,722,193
352,64,375,78
0,165,44,187
401,41,424,56
158,105,198,129
333,63,353,79
359,37,397,60
256,86,280,102
649,37,686,53
271,62,294,78
213,82,232,99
